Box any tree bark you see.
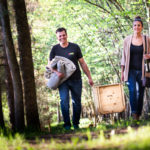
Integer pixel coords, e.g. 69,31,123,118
144,0,150,35
4,51,15,130
0,79,5,128
0,25,15,130
0,0,25,131
13,0,40,129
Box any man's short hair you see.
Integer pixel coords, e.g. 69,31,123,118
56,27,67,34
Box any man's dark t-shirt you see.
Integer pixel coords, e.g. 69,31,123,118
49,42,83,80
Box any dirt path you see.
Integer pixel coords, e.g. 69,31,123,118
27,127,135,144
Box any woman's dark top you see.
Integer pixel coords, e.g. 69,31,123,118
129,43,143,71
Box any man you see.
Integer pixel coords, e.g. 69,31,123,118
48,27,94,130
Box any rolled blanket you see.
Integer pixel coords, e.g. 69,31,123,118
45,56,76,90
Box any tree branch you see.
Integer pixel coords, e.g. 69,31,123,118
84,0,111,14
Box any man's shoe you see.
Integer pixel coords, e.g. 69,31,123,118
73,125,79,129
64,126,71,130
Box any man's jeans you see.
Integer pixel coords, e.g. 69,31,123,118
58,79,82,127
127,69,145,116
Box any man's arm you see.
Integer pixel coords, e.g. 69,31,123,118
78,58,94,86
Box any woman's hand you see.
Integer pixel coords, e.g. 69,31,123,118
121,66,125,82
121,73,124,82
144,54,150,60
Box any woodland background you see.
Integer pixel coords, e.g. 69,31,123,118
0,0,150,131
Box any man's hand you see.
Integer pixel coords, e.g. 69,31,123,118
55,71,65,79
52,68,64,79
46,63,64,79
88,78,94,86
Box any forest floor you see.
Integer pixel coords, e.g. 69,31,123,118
28,125,130,143
1,118,150,150
23,118,150,150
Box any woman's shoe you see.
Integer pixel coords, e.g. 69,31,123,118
132,113,139,120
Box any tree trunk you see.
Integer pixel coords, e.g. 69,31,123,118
0,0,25,131
13,0,40,129
0,79,5,128
0,25,15,130
144,0,150,35
4,51,15,130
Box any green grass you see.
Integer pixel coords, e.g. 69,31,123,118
0,118,150,150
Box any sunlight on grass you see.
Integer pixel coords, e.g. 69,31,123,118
0,132,30,150
0,137,8,150
0,119,150,150
45,123,150,150
79,118,93,128
86,129,92,140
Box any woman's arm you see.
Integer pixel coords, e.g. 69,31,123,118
121,65,125,81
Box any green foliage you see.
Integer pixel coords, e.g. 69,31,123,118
2,93,9,125
29,0,147,84
0,119,150,150
1,1,150,149
26,0,148,128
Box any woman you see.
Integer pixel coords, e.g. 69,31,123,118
121,16,150,120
